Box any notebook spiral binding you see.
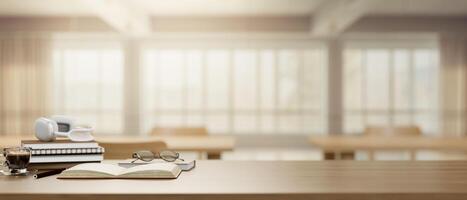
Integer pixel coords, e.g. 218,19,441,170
31,147,105,156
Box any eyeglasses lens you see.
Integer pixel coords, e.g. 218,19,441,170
159,151,179,162
134,150,155,162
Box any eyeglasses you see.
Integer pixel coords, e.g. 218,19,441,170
131,150,184,163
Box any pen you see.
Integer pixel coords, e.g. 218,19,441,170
34,168,66,179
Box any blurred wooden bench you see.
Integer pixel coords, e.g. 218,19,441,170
365,125,422,160
149,126,213,159
151,127,208,137
99,140,168,159
309,132,467,160
96,135,234,160
150,126,229,159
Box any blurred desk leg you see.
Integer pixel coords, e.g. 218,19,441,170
409,150,416,161
323,151,355,160
207,152,221,159
324,151,336,160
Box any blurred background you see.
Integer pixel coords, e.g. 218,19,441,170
0,0,466,160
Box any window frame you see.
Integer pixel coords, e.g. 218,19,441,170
342,38,440,134
52,38,125,134
139,38,328,135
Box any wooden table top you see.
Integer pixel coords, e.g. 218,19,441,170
2,161,467,200
0,135,236,153
309,135,467,151
96,135,235,153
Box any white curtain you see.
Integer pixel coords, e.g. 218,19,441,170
0,34,52,136
439,35,467,135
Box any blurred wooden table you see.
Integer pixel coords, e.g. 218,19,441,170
309,135,467,160
96,135,235,159
2,160,467,200
0,135,235,160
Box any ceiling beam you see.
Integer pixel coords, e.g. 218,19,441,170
311,0,375,37
82,0,150,37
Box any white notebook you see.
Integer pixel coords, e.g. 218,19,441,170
58,163,181,179
30,154,104,163
31,147,104,155
22,140,99,149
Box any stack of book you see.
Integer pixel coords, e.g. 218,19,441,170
21,139,104,170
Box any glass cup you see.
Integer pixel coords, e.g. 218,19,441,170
3,147,31,175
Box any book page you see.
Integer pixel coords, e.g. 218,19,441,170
118,163,180,178
123,159,191,165
62,163,125,177
118,159,196,171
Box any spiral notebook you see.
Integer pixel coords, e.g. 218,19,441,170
30,147,105,156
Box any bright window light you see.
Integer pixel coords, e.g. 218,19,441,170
343,40,440,135
52,40,124,134
141,40,327,135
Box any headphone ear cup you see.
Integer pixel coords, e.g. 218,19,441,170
50,119,59,133
34,118,56,142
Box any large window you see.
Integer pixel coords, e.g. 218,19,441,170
52,40,124,134
141,40,327,135
48,37,448,136
343,40,439,134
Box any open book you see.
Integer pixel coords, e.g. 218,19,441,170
118,159,196,171
58,163,181,179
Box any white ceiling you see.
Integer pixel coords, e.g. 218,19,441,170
369,0,467,16
0,0,465,17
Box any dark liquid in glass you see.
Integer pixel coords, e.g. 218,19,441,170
5,151,30,169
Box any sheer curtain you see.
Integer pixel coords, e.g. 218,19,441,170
0,34,52,136
439,35,467,135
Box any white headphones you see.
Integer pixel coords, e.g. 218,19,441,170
34,116,94,142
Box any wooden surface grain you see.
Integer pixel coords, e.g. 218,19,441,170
2,161,467,199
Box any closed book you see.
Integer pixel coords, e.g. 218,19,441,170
30,154,104,163
21,139,99,149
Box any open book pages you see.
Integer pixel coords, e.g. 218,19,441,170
58,163,181,179
118,159,196,171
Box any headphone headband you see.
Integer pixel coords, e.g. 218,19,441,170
34,116,94,142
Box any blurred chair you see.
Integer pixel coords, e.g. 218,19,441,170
364,125,422,161
150,127,208,137
100,141,168,159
